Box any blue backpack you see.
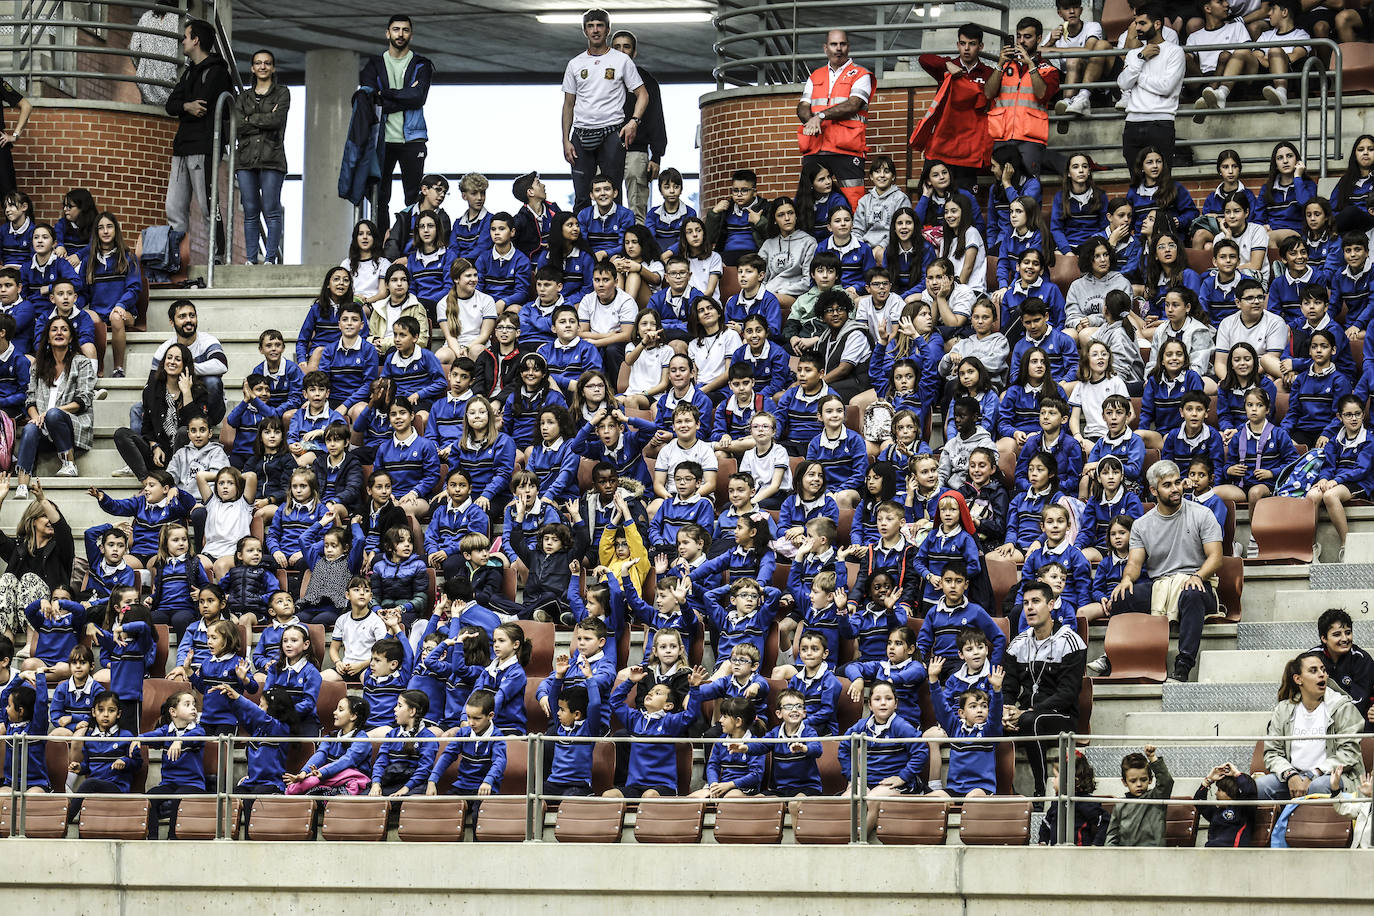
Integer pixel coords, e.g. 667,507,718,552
1273,449,1325,497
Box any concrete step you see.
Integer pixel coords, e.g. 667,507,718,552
1197,650,1290,684
1266,589,1373,623
206,266,333,289
1344,532,1374,564
1122,710,1271,739
1163,682,1274,713
1081,743,1252,782
1237,620,1374,651
0,477,143,531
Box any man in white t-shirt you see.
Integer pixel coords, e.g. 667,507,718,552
1186,0,1256,119
1047,0,1112,121
1212,278,1288,380
577,263,637,381
560,9,648,213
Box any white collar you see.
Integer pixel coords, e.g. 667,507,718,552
827,234,861,256
867,716,893,737
1180,425,1211,448
485,654,521,678
553,336,581,350
458,208,489,227
1102,428,1132,447
799,663,830,685
390,347,422,369
335,335,362,354
1340,427,1370,448
542,436,565,451
393,429,418,448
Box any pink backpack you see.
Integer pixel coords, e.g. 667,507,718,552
0,410,14,471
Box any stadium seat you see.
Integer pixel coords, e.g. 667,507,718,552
1211,555,1244,623
1284,803,1353,848
1095,614,1170,683
140,677,186,733
321,797,389,841
712,798,785,843
1165,801,1199,847
0,794,69,838
500,738,530,795
173,797,242,840
792,797,854,844
152,624,170,676
553,798,625,842
1076,678,1094,741
1184,248,1213,274
986,557,1018,617
1050,251,1081,290
398,798,467,841
1249,496,1318,563
818,741,848,796
633,799,705,843
78,796,151,840
474,796,541,842
591,742,617,795
247,796,316,841
714,456,738,506
874,797,949,845
524,680,549,734
316,678,349,729
306,623,327,664
958,797,1032,845
995,743,1016,794
517,619,556,677
719,266,741,302
1340,41,1374,94
835,678,864,732
1251,804,1278,846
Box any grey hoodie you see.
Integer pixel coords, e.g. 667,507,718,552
1065,271,1133,329
760,231,818,298
167,441,230,492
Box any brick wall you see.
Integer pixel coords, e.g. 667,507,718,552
11,106,176,235
699,84,936,204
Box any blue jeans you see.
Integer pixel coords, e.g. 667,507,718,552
236,168,285,264
569,124,626,212
1255,770,1335,801
16,409,75,473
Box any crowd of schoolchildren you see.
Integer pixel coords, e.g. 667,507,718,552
7,80,1374,840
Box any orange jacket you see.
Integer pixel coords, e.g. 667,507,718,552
798,62,871,157
911,55,993,169
987,58,1059,145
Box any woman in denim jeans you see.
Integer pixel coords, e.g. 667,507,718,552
233,49,290,265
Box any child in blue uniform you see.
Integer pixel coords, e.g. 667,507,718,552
369,690,439,798
542,657,603,797
68,691,142,808
285,695,372,796
691,696,767,799
839,680,929,836
425,689,507,801
604,663,707,799
927,658,1003,798
745,687,824,801
136,689,206,837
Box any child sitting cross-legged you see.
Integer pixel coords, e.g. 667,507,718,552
285,696,372,796
367,689,439,798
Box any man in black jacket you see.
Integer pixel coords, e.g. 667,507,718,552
611,30,667,222
1003,581,1087,799
359,15,433,229
163,18,230,238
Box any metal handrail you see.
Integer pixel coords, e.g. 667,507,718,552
207,89,237,287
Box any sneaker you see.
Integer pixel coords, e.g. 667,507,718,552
533,608,553,623
1115,91,1129,111
94,387,108,401
1054,97,1072,115
14,483,27,500
1086,655,1112,677
112,367,125,379
559,611,575,627
1192,97,1211,124
1263,85,1288,106
1201,87,1220,108
1068,93,1090,114
57,460,78,477
112,465,137,478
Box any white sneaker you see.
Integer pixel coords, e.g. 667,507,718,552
111,465,137,477
1201,87,1220,109
1068,92,1091,114
1054,97,1072,115
1192,97,1211,124
57,460,78,477
15,483,28,500
1115,90,1129,111
1086,655,1112,677
1264,85,1288,106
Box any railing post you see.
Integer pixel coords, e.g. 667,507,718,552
524,736,540,842
207,89,233,287
225,118,238,268
851,734,867,844
16,734,28,838
1056,733,1072,846
215,734,230,840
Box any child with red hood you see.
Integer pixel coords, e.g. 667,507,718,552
913,490,984,611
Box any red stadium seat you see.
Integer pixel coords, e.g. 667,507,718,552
1249,496,1317,563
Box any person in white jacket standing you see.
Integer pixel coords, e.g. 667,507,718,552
1118,4,1184,178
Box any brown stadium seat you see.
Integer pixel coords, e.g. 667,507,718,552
1094,614,1169,683
818,741,849,796
174,797,242,840
140,677,185,733
713,798,785,844
321,797,390,841
1165,802,1199,847
79,796,151,840
715,457,738,506
792,797,854,844
1210,555,1244,623
986,557,1018,617
1050,251,1081,291
1341,41,1374,94
152,624,170,676
475,796,542,842
246,796,315,841
1285,803,1353,848
874,798,949,845
500,738,530,795
1251,804,1278,847
398,798,467,842
0,794,69,838
553,798,625,843
1249,496,1318,563
517,620,556,678
958,797,1032,845
633,799,705,843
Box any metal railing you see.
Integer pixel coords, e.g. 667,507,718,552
713,0,1013,87
6,730,1371,844
0,0,184,99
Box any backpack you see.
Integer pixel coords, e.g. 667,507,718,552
1273,449,1325,497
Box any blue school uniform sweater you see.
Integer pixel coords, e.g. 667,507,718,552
263,659,324,727
1268,267,1318,326
0,341,30,416
429,720,507,793
1020,540,1092,610
228,695,292,791
140,722,207,788
699,585,782,662
225,397,282,458
454,432,517,503
541,249,596,304
710,392,768,442
406,247,456,303
812,191,850,237
0,674,48,789
773,384,833,448
704,740,767,793
251,618,297,670
806,429,869,494
650,495,715,549
647,284,702,336
315,452,365,515
93,620,155,702
420,639,480,728
302,728,371,779
426,498,490,556
622,576,699,661
725,287,783,332
747,723,823,795
319,339,381,407
987,177,1042,251
696,542,777,591
1127,181,1198,233
647,202,697,255
1335,263,1374,328
500,499,561,565
266,499,329,559
24,598,87,666
82,252,142,320
423,392,469,452
1050,190,1107,254
1090,551,1134,605
504,385,567,448
817,236,877,293
21,254,82,304
916,598,1005,663
1161,425,1227,487
785,547,848,606
295,300,343,363
1140,371,1207,432
1087,432,1146,481
0,219,33,265
839,714,927,789
97,489,196,558
50,674,97,730
578,204,636,257
1216,379,1277,434
721,198,767,256
360,637,415,730
995,228,1045,289
373,432,441,499
526,437,579,501
913,528,984,604
453,646,528,734
1075,490,1145,554
1283,365,1353,438
371,724,440,793
33,305,96,352
382,346,447,403
697,672,772,727
450,210,494,261
1323,428,1374,494
610,678,699,790
932,681,1002,794
844,657,927,728
654,385,716,434
787,665,843,736
1258,176,1315,232
1000,276,1067,329
1196,271,1242,324
730,341,791,401
842,603,909,664
887,241,935,295
175,614,220,668
475,247,532,306
1224,422,1298,490
80,728,142,792
1011,329,1078,386
1285,319,1357,381
0,297,36,356
997,384,1066,438
915,187,983,233
151,555,210,625
536,647,616,734
289,405,347,454
189,653,259,727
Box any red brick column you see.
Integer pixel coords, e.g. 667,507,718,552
699,78,937,205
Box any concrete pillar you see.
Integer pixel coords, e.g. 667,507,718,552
302,47,357,266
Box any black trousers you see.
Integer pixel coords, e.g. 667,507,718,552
377,140,427,229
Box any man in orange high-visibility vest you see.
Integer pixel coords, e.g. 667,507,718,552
796,30,872,211
983,17,1060,177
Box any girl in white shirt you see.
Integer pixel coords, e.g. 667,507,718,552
342,219,391,305
938,197,987,293
1069,339,1128,447
1217,196,1270,277
687,297,741,398
680,217,723,299
623,309,673,407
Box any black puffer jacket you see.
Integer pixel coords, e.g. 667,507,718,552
233,82,290,172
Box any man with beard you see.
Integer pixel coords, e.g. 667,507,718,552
983,17,1060,176
1094,460,1222,683
361,14,434,227
1117,4,1184,174
132,299,228,433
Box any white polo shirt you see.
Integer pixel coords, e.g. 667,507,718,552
562,48,643,129
577,288,637,335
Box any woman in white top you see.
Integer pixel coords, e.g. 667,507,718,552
939,197,987,293
436,258,496,366
687,297,741,399
342,219,391,305
130,1,181,106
